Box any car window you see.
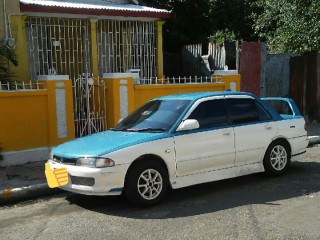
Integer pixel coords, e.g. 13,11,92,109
227,98,260,124
256,101,272,121
188,99,228,129
263,100,293,115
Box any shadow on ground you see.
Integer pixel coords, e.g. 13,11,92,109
66,161,320,219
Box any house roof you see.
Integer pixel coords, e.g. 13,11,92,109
20,0,175,19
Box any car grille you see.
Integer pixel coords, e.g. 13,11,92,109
53,155,77,165
70,176,95,187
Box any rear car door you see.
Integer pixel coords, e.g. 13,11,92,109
174,97,235,177
226,95,277,166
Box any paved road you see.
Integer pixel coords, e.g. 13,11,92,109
1,147,320,240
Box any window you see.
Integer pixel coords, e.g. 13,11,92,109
227,98,260,124
188,99,228,129
114,100,191,132
256,102,271,121
263,100,293,115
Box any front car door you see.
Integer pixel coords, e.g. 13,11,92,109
174,96,235,177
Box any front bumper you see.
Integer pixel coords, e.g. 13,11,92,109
47,160,129,196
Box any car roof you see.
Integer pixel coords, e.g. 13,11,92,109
156,91,257,101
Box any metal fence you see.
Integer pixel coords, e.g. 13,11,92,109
208,42,226,70
181,43,226,77
139,75,223,85
0,81,45,91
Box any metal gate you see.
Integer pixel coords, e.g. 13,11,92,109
25,17,108,137
73,74,107,137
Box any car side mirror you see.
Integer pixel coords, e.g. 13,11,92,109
176,119,200,132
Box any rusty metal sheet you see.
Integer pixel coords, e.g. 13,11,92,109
239,42,262,96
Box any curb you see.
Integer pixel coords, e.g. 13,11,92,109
0,183,61,204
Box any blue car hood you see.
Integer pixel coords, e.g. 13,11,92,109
52,131,171,158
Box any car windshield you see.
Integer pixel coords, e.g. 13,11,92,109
112,99,191,132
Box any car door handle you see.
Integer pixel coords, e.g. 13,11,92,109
222,130,231,136
265,125,272,130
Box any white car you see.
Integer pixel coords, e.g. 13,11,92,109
48,92,309,206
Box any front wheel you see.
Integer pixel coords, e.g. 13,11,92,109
263,141,290,176
124,161,169,206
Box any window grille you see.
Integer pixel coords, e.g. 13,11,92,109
97,20,156,79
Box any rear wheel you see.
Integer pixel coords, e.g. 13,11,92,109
124,161,169,206
263,141,290,176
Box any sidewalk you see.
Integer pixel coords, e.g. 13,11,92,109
0,160,60,204
1,122,320,205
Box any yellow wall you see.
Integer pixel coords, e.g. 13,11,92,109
156,21,165,78
134,83,226,109
0,90,49,152
105,76,135,128
0,79,75,153
9,15,29,82
214,74,241,92
42,80,75,147
0,73,239,153
104,74,240,128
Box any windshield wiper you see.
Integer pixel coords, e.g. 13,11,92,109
127,128,167,132
110,128,125,131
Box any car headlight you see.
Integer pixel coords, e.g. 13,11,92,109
76,157,115,168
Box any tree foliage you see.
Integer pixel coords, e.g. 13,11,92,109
0,43,18,85
210,0,261,43
254,0,320,53
141,0,319,54
140,0,213,52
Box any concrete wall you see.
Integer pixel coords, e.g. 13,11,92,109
264,54,293,97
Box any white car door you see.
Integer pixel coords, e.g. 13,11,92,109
174,97,235,177
226,96,277,166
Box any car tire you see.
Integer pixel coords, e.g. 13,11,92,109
263,140,290,176
124,161,169,206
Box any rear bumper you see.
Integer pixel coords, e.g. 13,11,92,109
291,150,307,162
289,135,309,162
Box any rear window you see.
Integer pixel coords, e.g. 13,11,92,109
227,98,260,124
263,100,293,115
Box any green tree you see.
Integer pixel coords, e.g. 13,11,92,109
141,0,213,52
210,0,261,43
254,0,320,53
0,43,18,86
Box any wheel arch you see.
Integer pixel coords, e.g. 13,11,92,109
269,137,292,156
124,154,171,188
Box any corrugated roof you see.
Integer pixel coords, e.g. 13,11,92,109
20,0,171,13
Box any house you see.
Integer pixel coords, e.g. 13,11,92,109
0,0,174,81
